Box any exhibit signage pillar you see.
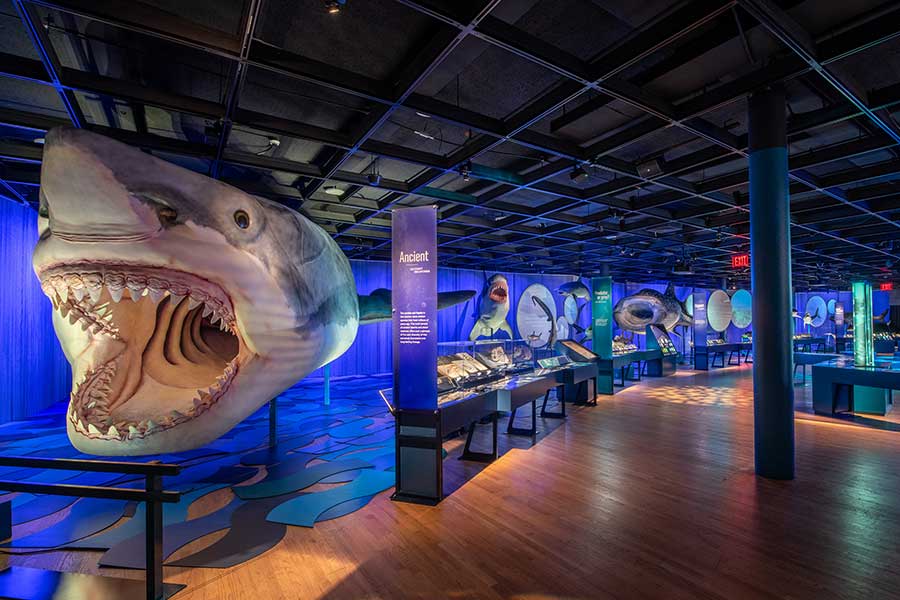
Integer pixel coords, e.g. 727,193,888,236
692,290,708,370
391,205,441,504
591,276,614,395
591,276,613,360
851,281,874,366
748,84,794,480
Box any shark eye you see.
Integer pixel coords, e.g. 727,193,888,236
234,210,250,229
158,206,177,223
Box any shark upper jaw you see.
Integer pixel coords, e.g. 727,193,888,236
488,280,508,303
36,259,254,451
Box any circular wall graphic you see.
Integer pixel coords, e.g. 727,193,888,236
707,289,733,332
827,298,836,316
805,295,827,328
730,289,752,329
563,295,578,325
556,317,570,341
684,293,694,319
516,283,557,348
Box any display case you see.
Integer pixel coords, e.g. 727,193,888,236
874,331,895,354
612,337,638,355
645,325,677,376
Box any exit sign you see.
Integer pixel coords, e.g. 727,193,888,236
731,254,750,268
880,282,893,291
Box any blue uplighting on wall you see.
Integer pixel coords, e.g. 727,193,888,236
0,201,70,423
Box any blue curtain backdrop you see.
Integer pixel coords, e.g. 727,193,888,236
0,201,70,423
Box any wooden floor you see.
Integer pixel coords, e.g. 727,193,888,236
11,364,900,599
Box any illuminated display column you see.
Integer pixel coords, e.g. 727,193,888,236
391,205,441,504
852,281,874,366
749,84,794,480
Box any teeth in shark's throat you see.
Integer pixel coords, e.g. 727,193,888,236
41,263,242,442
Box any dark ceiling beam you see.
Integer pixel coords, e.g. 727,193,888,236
738,0,900,146
12,1,84,127
29,0,241,57
305,1,504,199
210,0,263,179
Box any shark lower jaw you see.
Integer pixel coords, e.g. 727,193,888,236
36,261,253,447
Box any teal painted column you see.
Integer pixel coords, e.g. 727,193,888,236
749,85,794,480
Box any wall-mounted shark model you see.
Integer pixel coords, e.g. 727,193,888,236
469,274,512,340
557,280,590,340
613,283,691,334
531,295,557,348
792,307,820,327
33,128,472,456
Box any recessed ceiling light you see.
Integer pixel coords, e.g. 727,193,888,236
324,186,344,196
415,112,431,119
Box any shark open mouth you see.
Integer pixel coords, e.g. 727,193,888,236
489,283,508,302
37,262,245,443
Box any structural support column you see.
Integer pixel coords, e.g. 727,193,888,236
749,84,794,480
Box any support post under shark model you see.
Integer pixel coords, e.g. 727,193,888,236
33,128,473,456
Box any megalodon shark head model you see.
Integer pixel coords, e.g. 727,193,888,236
469,273,513,340
33,127,358,455
613,283,690,334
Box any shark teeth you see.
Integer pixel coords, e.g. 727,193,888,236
37,266,238,339
69,357,239,442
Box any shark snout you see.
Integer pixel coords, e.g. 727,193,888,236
41,128,165,242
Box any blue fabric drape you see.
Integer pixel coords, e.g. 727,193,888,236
0,201,70,423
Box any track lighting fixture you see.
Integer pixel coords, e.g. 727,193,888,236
460,160,472,182
569,165,589,184
367,158,381,187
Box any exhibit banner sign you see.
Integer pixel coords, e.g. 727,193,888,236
693,289,709,370
834,302,844,327
591,276,613,359
392,206,438,410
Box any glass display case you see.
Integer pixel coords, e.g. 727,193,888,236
438,339,536,375
612,335,638,355
556,339,599,362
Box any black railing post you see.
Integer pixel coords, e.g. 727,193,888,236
145,474,163,600
269,397,278,447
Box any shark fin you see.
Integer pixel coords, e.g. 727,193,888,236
498,320,514,338
359,289,476,325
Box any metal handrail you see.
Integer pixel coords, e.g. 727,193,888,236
0,454,182,600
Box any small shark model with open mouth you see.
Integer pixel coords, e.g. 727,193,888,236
33,128,471,456
469,274,513,340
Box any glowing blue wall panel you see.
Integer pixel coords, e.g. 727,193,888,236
0,202,70,423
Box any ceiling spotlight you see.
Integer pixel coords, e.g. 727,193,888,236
33,137,45,145
324,186,344,196
325,0,346,14
460,160,472,182
367,173,382,187
569,165,589,184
